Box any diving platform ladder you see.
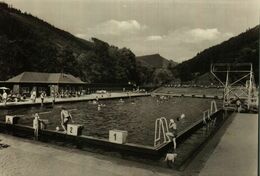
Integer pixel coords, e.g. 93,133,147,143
211,63,257,110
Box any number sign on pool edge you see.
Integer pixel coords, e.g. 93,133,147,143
66,124,84,136
5,115,19,124
109,130,128,144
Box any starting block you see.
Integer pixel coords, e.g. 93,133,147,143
5,115,19,124
109,130,128,144
67,124,84,136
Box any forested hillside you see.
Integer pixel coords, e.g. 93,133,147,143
172,25,259,83
0,2,137,84
0,2,258,86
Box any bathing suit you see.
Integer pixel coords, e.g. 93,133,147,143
64,116,70,123
61,110,71,126
172,130,177,138
169,123,177,138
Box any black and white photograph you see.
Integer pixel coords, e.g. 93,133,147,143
0,0,259,175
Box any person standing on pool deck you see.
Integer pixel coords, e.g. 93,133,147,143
33,113,47,140
40,92,45,106
60,107,74,132
169,119,177,150
30,89,37,103
2,90,7,105
235,99,242,112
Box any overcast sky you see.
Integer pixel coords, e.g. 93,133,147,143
4,0,260,62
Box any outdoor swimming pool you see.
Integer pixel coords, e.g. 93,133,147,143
0,96,221,146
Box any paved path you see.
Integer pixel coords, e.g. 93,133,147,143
0,134,178,176
199,113,258,176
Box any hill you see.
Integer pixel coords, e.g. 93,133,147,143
172,25,259,84
136,54,177,69
136,54,178,85
0,2,258,86
0,2,137,84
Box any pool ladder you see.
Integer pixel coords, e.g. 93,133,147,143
203,100,218,124
154,117,171,147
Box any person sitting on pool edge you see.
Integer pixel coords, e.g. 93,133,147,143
167,119,177,150
60,107,74,132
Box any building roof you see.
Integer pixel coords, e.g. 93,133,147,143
6,72,85,84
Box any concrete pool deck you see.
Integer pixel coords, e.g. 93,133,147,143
198,113,258,176
0,112,257,176
0,92,149,108
0,133,178,176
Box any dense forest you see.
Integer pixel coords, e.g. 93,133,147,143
0,3,137,84
0,2,259,86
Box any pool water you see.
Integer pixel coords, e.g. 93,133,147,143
0,96,221,146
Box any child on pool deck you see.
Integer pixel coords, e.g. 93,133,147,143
164,150,178,168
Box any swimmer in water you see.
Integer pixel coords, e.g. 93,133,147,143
177,113,185,122
97,104,101,111
119,98,124,103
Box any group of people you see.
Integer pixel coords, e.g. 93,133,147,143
34,106,74,134
30,91,46,105
33,100,183,168
0,90,25,105
0,89,47,105
55,90,84,98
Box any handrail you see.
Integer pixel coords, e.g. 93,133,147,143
203,110,210,124
154,117,171,147
211,100,218,114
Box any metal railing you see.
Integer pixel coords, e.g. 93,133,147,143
203,100,218,124
210,100,218,114
154,117,171,147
